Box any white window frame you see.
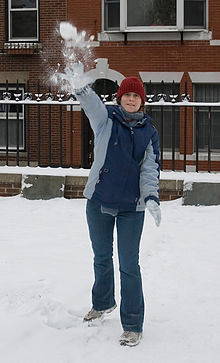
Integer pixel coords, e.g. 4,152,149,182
8,0,39,42
103,0,208,32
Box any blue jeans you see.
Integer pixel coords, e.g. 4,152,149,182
86,199,145,333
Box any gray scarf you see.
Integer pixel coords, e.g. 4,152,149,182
119,106,144,121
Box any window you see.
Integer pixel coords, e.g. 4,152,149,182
145,83,180,151
104,0,120,30
8,0,39,41
194,84,220,151
104,0,206,31
0,86,25,150
127,0,176,27
184,0,206,28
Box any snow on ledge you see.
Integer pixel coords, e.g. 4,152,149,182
160,170,220,183
0,166,220,183
0,166,90,177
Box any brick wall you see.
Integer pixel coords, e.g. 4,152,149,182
67,0,101,40
209,0,220,39
64,176,87,198
0,0,72,167
0,1,6,51
0,174,21,197
94,40,220,74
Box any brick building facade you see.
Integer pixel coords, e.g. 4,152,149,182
1,1,220,171
0,0,73,167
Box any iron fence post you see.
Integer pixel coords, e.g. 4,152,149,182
70,104,73,167
171,105,176,171
196,106,199,172
48,104,51,166
6,80,9,166
59,104,63,167
208,106,212,173
160,105,164,170
16,80,20,166
37,82,41,166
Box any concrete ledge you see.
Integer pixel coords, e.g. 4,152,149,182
22,175,65,200
0,173,185,201
1,172,218,204
183,182,220,205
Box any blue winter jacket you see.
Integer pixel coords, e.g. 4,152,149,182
76,85,160,212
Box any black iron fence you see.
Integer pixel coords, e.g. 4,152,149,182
0,88,220,172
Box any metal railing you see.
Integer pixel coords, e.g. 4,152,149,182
0,89,220,172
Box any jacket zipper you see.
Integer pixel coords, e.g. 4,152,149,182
130,127,135,159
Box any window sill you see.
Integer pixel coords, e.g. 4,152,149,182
3,42,42,55
98,29,212,42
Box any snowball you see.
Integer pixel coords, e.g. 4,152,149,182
59,22,77,41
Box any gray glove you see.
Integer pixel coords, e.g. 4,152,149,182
146,200,161,227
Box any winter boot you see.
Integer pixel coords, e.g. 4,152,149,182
119,331,142,346
83,304,117,322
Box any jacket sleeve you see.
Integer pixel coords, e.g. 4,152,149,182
139,128,160,205
75,85,108,137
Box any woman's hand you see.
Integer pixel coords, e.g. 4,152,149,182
146,200,161,227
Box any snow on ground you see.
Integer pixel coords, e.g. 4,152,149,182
0,195,220,363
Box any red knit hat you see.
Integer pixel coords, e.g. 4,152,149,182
116,77,146,105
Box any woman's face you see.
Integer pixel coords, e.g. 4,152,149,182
120,92,142,113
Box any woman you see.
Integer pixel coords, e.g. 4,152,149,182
75,76,161,346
